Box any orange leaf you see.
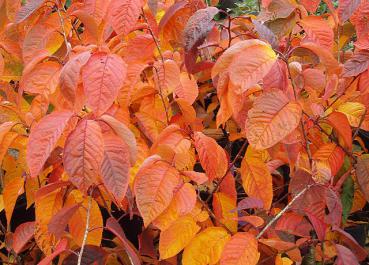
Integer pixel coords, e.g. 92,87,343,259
300,16,334,49
60,51,91,103
241,155,273,210
107,0,143,36
99,114,137,165
193,131,228,181
246,90,302,150
4,177,24,226
325,111,352,150
65,190,103,247
213,192,238,233
20,61,61,94
82,52,127,116
220,232,260,265
212,39,277,92
15,0,45,23
27,111,73,177
101,134,130,202
159,216,200,259
134,156,181,226
63,119,104,193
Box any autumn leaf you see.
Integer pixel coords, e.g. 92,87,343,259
159,216,200,259
300,16,334,49
63,119,104,193
212,39,277,92
101,134,131,202
27,111,74,178
193,131,228,181
65,190,103,247
12,222,35,254
183,7,219,52
82,52,127,116
246,90,302,150
241,154,273,210
134,156,181,226
4,177,24,226
182,227,230,265
220,232,260,265
355,155,369,202
107,0,143,36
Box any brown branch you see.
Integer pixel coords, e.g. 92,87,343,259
198,194,234,235
77,190,93,265
256,184,313,239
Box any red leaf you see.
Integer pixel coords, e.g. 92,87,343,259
101,134,130,202
48,204,80,239
333,226,368,261
37,238,68,265
106,217,141,265
335,244,359,265
343,50,369,77
354,155,369,202
306,210,327,241
82,52,127,116
27,111,74,178
338,0,361,23
275,212,312,237
12,222,35,254
63,119,104,193
107,0,143,36
237,197,264,210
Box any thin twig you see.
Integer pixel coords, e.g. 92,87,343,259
55,1,70,61
285,59,313,167
152,65,170,124
77,190,93,265
141,8,164,62
205,140,248,204
256,184,313,239
352,108,367,140
198,194,234,235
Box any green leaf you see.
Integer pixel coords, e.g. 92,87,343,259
341,175,354,224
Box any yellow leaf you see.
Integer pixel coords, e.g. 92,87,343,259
275,254,293,265
337,102,366,127
182,227,230,265
159,216,200,259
